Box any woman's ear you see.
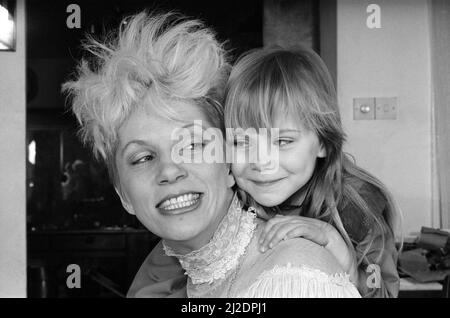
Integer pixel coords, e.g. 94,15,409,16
114,186,135,215
317,142,327,158
226,164,236,188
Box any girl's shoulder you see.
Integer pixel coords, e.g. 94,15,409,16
339,177,388,243
348,177,387,212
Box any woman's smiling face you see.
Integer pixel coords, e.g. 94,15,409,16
115,101,235,253
231,114,326,207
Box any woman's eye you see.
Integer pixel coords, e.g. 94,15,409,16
132,154,154,165
184,142,205,152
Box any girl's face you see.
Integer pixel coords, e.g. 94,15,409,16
231,114,326,207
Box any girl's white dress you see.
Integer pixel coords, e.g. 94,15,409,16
163,194,361,298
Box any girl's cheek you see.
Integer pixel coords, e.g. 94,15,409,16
231,163,246,177
282,148,313,173
234,176,251,192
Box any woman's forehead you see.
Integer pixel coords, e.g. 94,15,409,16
143,99,213,127
119,101,216,143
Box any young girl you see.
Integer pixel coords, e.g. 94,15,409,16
223,46,401,298
128,46,401,298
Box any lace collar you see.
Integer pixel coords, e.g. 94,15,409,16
162,193,256,285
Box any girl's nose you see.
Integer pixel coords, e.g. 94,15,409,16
252,156,271,171
251,154,278,174
251,143,279,174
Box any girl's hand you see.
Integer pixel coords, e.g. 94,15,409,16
259,215,358,283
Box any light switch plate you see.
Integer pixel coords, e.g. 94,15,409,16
353,98,375,120
375,97,397,120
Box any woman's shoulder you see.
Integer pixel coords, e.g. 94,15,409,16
258,237,343,274
243,223,344,278
231,224,357,297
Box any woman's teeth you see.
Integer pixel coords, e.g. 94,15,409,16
159,193,200,210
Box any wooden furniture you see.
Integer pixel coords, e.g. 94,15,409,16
399,277,448,298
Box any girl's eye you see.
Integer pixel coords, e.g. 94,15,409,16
233,136,249,148
276,139,293,147
132,154,154,165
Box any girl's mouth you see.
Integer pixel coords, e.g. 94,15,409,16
251,177,285,187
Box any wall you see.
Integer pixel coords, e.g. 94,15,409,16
430,0,450,229
337,0,432,235
0,0,26,297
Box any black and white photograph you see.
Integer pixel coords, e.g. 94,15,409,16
1,0,450,303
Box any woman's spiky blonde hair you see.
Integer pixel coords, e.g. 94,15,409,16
63,11,230,183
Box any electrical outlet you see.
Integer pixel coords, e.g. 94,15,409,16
375,97,397,120
353,98,375,120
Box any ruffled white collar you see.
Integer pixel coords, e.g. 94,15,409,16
162,193,256,285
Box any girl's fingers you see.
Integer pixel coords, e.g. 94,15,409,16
259,216,290,244
285,225,328,246
261,216,310,247
259,216,333,252
261,221,312,252
259,221,286,251
266,223,302,250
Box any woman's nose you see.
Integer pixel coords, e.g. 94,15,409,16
157,160,187,185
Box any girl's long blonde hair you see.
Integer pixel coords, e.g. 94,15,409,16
225,46,401,266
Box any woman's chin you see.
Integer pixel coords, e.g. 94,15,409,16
157,218,208,242
139,214,205,242
171,227,204,241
